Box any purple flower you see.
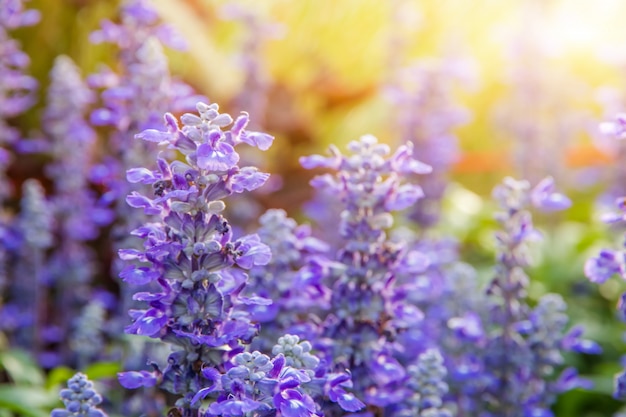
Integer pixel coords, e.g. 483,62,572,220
616,369,626,400
118,370,158,389
298,135,437,413
118,101,281,413
530,176,572,212
476,177,597,416
197,141,239,171
585,249,623,284
233,234,272,269
192,349,333,417
600,113,626,140
51,373,108,417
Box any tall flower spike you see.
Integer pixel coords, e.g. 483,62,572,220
119,103,360,417
42,55,112,367
119,101,270,412
120,102,357,416
3,180,53,359
480,177,596,417
395,349,452,417
300,135,431,413
51,373,108,417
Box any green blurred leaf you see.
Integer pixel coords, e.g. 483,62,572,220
0,385,58,417
46,366,75,390
83,361,121,380
0,350,45,386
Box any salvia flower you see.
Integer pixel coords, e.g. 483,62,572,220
118,101,294,412
39,55,114,366
396,349,452,417
300,135,431,412
88,3,206,366
51,373,108,417
479,177,596,417
191,349,326,417
2,180,53,356
120,101,360,415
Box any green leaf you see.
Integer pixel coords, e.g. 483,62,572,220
0,385,58,417
46,366,75,390
83,361,121,380
0,350,45,386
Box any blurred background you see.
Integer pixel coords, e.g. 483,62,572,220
9,0,626,415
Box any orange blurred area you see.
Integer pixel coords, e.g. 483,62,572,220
565,143,615,168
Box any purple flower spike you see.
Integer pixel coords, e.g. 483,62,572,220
52,373,108,417
117,100,328,416
297,135,441,414
477,177,598,416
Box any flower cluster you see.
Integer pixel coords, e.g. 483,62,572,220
395,349,452,417
473,177,597,417
191,349,325,417
118,101,359,416
118,102,272,410
0,2,615,417
300,135,430,413
1,180,52,357
51,372,108,417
